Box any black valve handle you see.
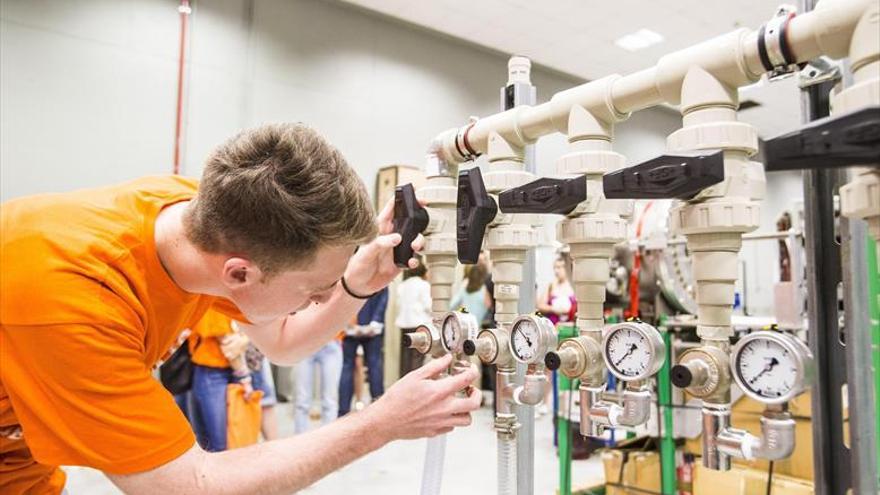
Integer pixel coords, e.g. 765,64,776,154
544,352,562,371
603,150,725,200
457,167,498,264
764,106,880,171
463,340,477,356
392,183,429,268
670,364,693,388
498,175,587,215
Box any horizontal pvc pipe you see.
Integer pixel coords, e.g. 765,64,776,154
431,0,870,165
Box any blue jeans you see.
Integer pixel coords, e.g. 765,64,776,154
294,341,343,432
338,334,384,416
191,364,271,452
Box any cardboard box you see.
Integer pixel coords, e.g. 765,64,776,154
602,450,661,495
694,464,813,495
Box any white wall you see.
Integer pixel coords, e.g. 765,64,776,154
1,0,801,318
1,0,679,203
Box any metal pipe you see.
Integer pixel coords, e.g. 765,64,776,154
513,369,549,406
716,409,797,461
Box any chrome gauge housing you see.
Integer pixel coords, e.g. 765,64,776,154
509,314,557,365
440,310,479,354
731,331,813,404
602,321,666,381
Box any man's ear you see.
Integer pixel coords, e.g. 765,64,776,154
221,257,262,289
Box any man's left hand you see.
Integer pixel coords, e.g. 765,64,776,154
343,197,425,296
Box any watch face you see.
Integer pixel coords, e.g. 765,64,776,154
605,326,652,379
511,318,541,363
735,337,799,401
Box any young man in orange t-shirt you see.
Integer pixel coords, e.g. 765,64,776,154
0,123,480,494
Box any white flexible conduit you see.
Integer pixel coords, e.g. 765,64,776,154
497,433,517,495
419,434,447,495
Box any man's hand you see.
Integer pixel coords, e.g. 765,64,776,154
367,354,482,440
343,197,425,296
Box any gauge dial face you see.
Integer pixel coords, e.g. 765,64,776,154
441,315,461,352
735,338,799,401
605,326,653,379
511,318,540,362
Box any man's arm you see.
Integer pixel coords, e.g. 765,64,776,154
109,355,480,495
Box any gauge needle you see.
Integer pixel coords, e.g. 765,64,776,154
614,343,638,367
748,357,780,384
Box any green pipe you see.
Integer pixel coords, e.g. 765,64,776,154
558,324,577,495
658,319,677,495
867,236,880,480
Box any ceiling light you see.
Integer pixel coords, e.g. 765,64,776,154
614,29,665,52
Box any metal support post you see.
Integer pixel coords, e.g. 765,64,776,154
504,56,538,495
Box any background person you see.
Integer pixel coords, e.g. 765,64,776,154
450,263,492,325
338,287,389,416
535,254,577,416
188,309,278,451
293,336,343,432
536,255,577,327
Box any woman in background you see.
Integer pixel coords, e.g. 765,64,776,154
535,255,577,415
450,262,491,326
536,255,577,327
395,256,432,376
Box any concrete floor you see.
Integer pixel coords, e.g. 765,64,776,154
63,404,605,494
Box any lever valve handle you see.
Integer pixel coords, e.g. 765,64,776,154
498,175,587,215
764,106,880,171
392,183,429,268
457,167,498,264
603,150,725,200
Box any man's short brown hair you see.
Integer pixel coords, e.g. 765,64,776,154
185,123,377,276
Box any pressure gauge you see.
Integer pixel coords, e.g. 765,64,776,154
731,331,813,404
509,314,557,364
440,311,479,354
602,321,666,381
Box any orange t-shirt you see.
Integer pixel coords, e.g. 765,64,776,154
0,176,246,494
188,309,235,369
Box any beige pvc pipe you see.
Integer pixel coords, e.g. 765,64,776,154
432,0,872,164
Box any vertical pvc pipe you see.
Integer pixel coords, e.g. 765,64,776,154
658,321,677,495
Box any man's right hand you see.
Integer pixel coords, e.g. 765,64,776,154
367,354,481,440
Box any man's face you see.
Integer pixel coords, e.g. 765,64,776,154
227,244,355,324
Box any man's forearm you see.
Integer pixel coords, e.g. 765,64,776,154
244,285,364,365
112,406,389,495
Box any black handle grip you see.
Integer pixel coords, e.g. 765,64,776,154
764,106,880,171
498,175,587,215
603,150,725,200
670,364,693,388
392,183,429,268
463,340,477,356
544,352,561,371
457,167,498,264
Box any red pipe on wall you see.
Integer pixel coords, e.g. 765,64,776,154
172,0,191,175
